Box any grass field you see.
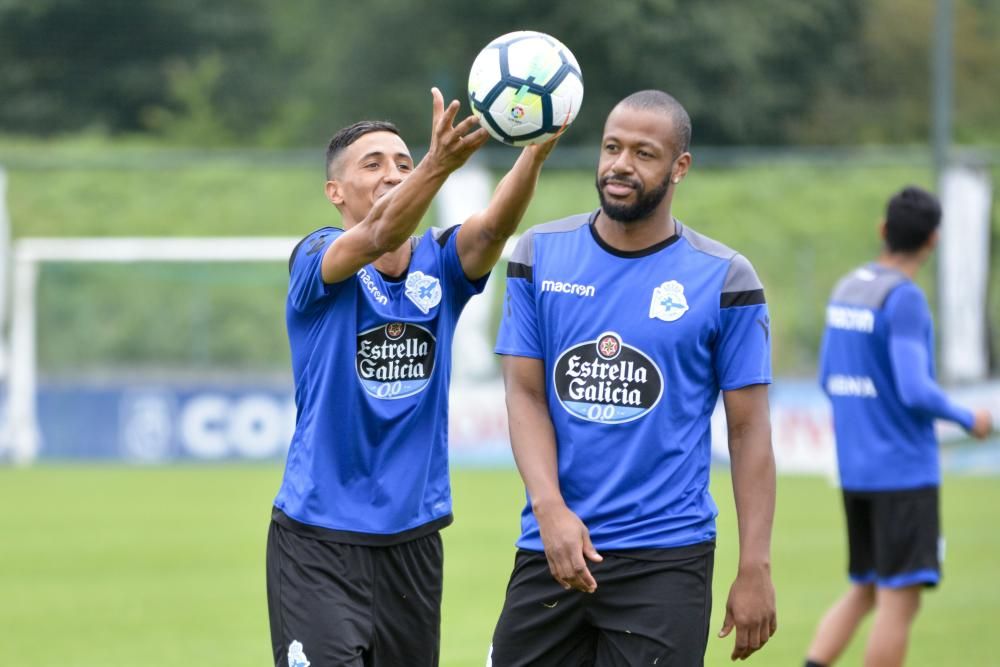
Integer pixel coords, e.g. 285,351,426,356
1,466,997,666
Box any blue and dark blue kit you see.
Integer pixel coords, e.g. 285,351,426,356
490,212,771,665
819,263,973,588
267,224,486,667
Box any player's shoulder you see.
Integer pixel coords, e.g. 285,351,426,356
677,222,762,293
288,226,342,274
531,212,594,237
425,224,460,248
830,264,912,309
508,211,593,267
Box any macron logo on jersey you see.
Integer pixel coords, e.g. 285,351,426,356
541,280,595,298
826,305,874,333
358,267,388,306
827,374,878,398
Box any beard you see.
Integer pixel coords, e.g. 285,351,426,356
595,172,672,223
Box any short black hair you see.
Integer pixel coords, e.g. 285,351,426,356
325,120,401,179
884,186,942,253
617,90,692,153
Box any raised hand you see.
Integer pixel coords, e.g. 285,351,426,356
425,87,489,174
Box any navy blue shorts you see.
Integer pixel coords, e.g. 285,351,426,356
489,542,714,666
266,520,443,667
843,486,941,589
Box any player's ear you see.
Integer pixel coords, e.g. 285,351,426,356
878,219,888,241
926,229,940,250
670,152,692,184
325,180,344,207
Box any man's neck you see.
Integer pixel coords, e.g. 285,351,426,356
876,250,927,279
373,240,411,278
594,208,676,253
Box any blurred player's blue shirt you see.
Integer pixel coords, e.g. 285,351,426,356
274,225,486,541
819,263,973,492
497,212,772,551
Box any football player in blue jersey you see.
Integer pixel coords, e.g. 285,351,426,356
488,90,777,665
266,88,557,667
804,186,992,667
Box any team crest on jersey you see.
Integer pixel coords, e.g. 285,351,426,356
649,280,689,322
288,641,310,667
356,322,437,400
553,331,663,424
404,271,442,314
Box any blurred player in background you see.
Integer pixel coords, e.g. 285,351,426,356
266,88,555,667
488,90,777,666
804,186,993,667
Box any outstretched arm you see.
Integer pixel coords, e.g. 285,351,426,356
321,88,489,284
718,383,777,661
502,354,603,593
455,140,557,280
886,285,992,436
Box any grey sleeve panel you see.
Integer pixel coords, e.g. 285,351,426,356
429,225,459,246
508,227,537,266
678,222,738,261
722,253,764,293
508,212,592,266
830,266,909,309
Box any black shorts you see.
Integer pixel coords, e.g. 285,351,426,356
489,542,715,667
843,486,941,589
266,520,443,667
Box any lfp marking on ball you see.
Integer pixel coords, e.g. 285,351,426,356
468,30,583,146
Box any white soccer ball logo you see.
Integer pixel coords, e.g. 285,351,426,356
468,31,584,146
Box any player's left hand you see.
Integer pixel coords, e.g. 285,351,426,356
718,563,777,661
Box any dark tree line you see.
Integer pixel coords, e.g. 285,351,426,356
1,0,997,147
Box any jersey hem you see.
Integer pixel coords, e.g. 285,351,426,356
495,348,544,359
272,506,453,546
720,377,772,391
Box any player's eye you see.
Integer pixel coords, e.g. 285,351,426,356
397,163,412,172
364,162,379,170
604,144,619,153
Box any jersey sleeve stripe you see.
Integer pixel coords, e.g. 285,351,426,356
506,262,533,281
720,289,765,308
432,224,460,247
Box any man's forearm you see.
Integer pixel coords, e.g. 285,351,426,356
479,148,546,240
506,388,564,511
730,420,776,569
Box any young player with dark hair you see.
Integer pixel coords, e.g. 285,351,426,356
804,186,993,667
266,88,556,667
488,90,777,666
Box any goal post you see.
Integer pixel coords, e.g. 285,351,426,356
2,237,300,464
0,233,520,464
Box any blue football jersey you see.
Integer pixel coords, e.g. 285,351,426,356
819,263,973,491
496,212,772,551
273,225,487,543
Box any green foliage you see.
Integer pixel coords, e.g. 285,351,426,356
0,466,997,665
6,148,996,376
3,0,999,146
793,0,1000,144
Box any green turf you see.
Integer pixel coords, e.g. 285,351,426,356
0,466,997,666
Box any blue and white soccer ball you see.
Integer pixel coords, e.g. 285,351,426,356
468,31,584,146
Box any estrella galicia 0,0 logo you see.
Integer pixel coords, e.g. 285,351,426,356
356,322,436,400
553,331,663,423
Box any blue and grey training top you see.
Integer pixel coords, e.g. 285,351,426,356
273,225,487,545
819,262,974,491
496,212,772,551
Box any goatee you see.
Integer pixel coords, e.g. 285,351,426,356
596,173,672,223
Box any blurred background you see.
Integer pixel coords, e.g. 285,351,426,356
0,1,997,665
